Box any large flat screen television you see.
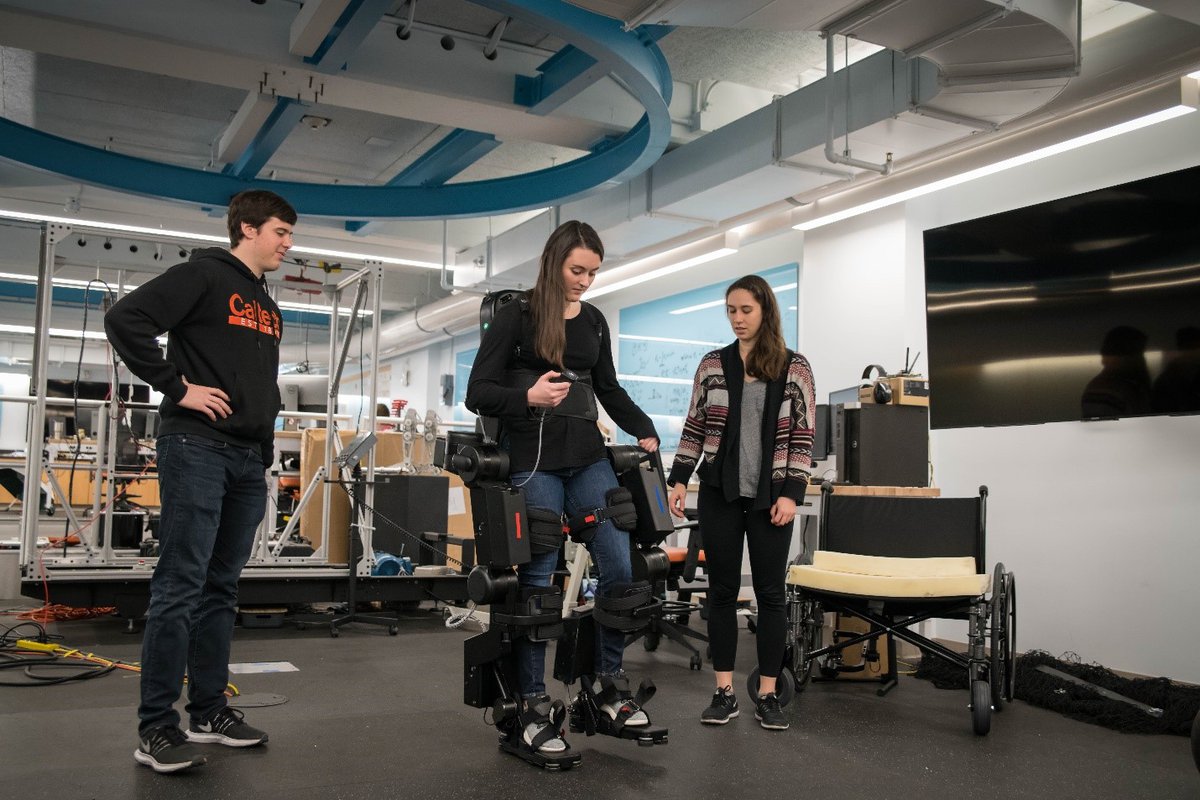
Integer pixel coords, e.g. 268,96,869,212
923,163,1200,429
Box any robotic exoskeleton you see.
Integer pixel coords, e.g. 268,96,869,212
440,430,673,769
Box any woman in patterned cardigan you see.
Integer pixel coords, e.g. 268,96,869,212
667,274,815,731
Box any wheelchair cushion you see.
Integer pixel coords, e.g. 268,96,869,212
787,551,989,598
662,546,705,565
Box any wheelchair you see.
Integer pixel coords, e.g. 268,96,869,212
761,482,1016,735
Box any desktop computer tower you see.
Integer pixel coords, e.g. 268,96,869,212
833,404,929,487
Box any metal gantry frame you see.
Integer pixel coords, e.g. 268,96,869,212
7,224,391,580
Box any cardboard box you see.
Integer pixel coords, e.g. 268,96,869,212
446,473,474,538
824,612,891,681
445,536,475,573
299,429,410,563
299,429,468,563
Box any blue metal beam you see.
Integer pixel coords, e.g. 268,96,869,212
0,0,673,220
392,129,500,187
305,0,395,71
346,129,500,233
513,45,602,114
514,25,672,115
221,97,309,180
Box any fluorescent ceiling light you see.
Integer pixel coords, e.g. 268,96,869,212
0,208,441,270
586,247,736,299
0,271,370,317
587,236,739,300
794,105,1196,232
288,245,441,270
0,271,138,292
276,299,373,317
668,282,798,315
0,208,227,244
0,323,107,340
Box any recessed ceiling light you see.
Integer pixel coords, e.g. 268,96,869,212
365,137,394,147
300,115,331,129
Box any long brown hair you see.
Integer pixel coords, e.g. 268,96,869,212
530,220,604,366
727,274,789,381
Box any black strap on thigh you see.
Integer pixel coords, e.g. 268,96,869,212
565,488,638,543
526,506,565,554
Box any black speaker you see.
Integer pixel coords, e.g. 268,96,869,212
834,404,928,487
371,474,449,562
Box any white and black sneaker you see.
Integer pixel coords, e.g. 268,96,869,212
701,686,740,725
186,707,268,747
134,725,207,773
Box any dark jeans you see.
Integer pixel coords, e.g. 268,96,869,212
137,433,266,735
510,459,632,696
698,482,793,681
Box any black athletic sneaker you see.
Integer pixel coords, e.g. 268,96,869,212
700,685,739,725
755,692,789,730
134,725,207,773
186,707,269,747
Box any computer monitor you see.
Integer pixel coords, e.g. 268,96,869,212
828,386,860,409
278,374,330,428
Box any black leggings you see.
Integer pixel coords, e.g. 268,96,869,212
698,482,794,680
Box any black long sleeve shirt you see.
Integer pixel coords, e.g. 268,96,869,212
465,299,657,472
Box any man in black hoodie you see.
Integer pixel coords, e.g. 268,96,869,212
105,190,294,774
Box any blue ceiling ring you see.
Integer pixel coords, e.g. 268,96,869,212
0,0,670,220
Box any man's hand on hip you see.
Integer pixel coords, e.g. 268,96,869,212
178,377,232,421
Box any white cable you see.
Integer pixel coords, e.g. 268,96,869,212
444,601,479,629
512,411,548,487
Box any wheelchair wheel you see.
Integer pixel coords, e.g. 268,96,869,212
790,599,822,691
989,565,1017,708
971,679,992,736
746,666,795,707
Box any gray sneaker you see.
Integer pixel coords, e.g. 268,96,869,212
134,725,207,773
700,685,739,725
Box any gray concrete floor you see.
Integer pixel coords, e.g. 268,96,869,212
0,599,1196,800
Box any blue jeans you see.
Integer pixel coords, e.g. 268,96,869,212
511,459,632,696
138,433,266,735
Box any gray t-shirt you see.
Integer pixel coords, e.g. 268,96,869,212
739,380,767,498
